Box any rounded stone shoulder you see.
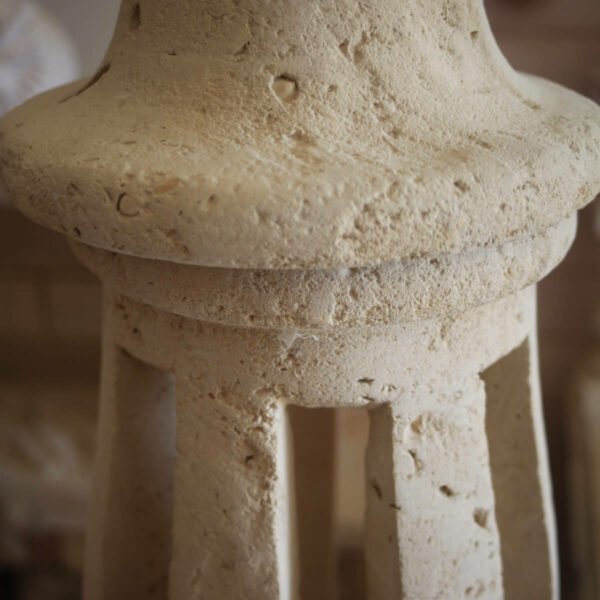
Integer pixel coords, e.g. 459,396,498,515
1,0,599,269
71,217,575,328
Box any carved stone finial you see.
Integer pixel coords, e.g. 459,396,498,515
0,0,598,268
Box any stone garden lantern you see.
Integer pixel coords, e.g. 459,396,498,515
1,1,599,598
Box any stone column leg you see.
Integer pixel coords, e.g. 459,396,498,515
482,308,558,599
169,374,297,600
288,406,337,600
83,291,176,600
365,377,504,600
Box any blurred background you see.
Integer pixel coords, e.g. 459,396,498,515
0,0,598,598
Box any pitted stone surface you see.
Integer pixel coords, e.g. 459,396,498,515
0,3,594,599
71,216,575,328
1,0,599,268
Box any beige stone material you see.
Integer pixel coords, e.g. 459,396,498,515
71,216,575,328
482,332,557,599
82,266,555,599
83,294,175,599
1,0,599,599
1,0,599,269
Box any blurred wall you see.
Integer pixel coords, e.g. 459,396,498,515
36,0,121,77
487,0,600,96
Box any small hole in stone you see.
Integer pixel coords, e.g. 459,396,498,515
454,180,470,193
116,192,140,217
473,508,489,529
271,75,299,102
523,99,541,110
234,41,250,57
439,485,455,497
408,449,424,472
131,3,141,30
470,30,479,42
339,39,350,57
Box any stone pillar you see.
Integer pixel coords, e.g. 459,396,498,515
70,221,572,599
83,290,175,600
1,1,599,598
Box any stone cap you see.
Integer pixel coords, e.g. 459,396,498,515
1,0,599,269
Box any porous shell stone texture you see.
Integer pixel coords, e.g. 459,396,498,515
0,0,599,269
71,215,575,328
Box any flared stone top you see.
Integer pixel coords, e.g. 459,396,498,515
1,0,599,269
